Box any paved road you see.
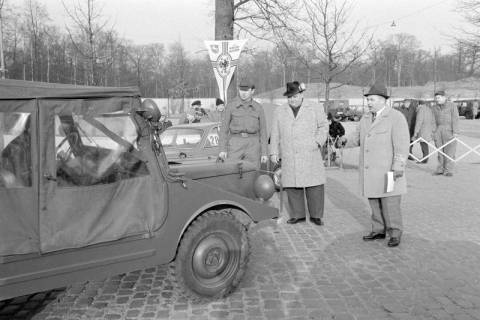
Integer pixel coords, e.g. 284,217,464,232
2,120,480,320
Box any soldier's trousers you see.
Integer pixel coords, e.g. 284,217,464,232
285,184,324,219
227,135,261,167
368,195,402,238
433,126,456,174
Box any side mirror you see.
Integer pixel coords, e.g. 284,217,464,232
137,98,161,123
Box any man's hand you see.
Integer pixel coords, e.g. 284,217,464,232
270,155,279,165
260,155,268,163
218,151,227,161
393,170,403,180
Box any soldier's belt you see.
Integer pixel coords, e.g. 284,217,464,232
231,132,258,137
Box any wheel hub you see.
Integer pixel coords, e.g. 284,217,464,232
192,235,230,279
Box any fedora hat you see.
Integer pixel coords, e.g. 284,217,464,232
364,84,389,99
283,81,306,97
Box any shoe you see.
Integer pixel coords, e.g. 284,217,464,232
362,232,386,241
310,217,323,226
432,171,444,176
387,237,401,247
444,172,453,177
287,217,306,224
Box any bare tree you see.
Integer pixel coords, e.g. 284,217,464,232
62,0,112,85
451,0,480,75
0,0,6,79
282,0,372,109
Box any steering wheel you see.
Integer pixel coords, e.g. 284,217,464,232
57,132,79,161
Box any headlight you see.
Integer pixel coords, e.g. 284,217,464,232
253,174,275,201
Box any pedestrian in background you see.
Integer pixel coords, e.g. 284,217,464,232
270,81,328,226
179,100,202,124
340,84,410,247
218,81,268,168
412,99,436,163
322,112,345,161
399,100,417,160
207,98,226,123
432,90,459,177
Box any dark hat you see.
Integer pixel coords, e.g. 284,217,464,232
215,98,224,106
238,80,255,90
364,84,389,99
191,100,201,106
434,90,446,96
283,81,306,97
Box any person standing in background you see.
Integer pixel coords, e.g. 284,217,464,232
412,99,436,163
432,90,459,177
207,98,226,123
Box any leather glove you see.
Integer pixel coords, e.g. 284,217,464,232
218,151,227,160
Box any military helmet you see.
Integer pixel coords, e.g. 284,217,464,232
138,98,161,122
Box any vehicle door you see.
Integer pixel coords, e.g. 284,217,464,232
38,99,167,253
0,101,39,256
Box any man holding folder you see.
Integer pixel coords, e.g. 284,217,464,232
340,84,410,247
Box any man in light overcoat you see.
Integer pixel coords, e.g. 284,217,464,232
341,84,410,247
270,81,328,225
412,100,436,163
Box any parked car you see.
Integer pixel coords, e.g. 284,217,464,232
454,99,480,119
0,79,278,301
161,122,220,163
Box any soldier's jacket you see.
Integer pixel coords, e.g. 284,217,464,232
432,101,459,134
219,97,268,156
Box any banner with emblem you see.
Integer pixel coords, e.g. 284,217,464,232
204,39,247,105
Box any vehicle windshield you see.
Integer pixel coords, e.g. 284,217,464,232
160,128,204,148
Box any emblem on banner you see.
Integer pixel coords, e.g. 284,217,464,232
217,53,232,78
204,39,247,104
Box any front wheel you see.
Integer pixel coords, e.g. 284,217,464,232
174,210,250,299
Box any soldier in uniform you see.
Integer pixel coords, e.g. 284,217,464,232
432,90,459,177
218,81,268,167
206,98,226,123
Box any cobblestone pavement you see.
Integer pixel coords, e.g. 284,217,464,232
2,125,480,320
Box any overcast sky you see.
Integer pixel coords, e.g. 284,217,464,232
43,0,464,54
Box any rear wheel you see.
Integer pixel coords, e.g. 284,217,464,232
173,210,250,299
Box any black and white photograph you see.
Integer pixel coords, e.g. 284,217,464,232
1,0,480,319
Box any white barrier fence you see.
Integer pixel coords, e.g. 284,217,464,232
408,137,480,163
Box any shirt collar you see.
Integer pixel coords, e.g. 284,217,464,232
236,98,254,109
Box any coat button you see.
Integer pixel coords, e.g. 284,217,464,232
365,149,369,153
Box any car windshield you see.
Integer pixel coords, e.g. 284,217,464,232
161,128,204,148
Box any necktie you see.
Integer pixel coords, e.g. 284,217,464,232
372,112,376,122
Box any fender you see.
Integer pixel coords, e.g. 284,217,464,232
175,199,253,250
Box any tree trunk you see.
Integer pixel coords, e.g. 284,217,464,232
46,43,50,82
324,81,330,113
0,9,6,79
215,0,236,101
